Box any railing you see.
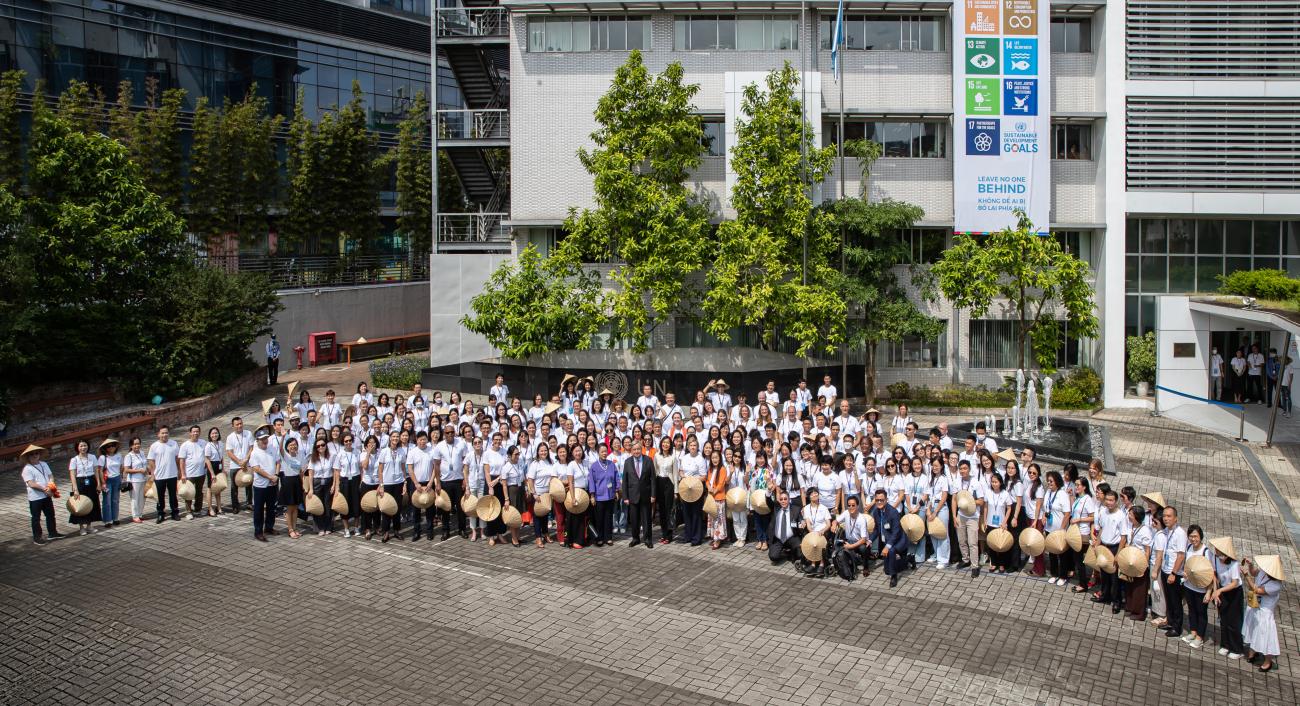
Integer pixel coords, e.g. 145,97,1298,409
205,253,429,289
436,6,509,38
438,213,510,244
437,108,510,140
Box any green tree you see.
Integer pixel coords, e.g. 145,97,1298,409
461,244,607,359
395,91,433,254
134,79,187,212
282,91,323,250
0,185,37,379
829,140,941,401
106,79,136,147
558,51,714,351
189,91,279,245
55,80,101,135
933,212,1098,372
702,63,845,356
186,97,223,240
0,70,25,190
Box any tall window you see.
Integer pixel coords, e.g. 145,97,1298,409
824,120,946,158
1050,17,1092,53
819,15,945,51
674,16,798,51
969,320,1080,369
528,16,649,53
701,119,725,157
1052,124,1092,160
881,323,948,368
892,228,948,263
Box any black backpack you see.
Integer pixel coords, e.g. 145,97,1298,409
831,544,857,581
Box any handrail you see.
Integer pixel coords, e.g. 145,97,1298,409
205,253,429,289
437,108,510,140
436,7,509,38
437,213,510,243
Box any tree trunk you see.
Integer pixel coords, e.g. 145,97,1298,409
865,342,877,403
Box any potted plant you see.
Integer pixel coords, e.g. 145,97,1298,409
1126,332,1156,396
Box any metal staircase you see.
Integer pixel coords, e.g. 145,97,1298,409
435,3,511,253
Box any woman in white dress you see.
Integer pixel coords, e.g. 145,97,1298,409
1242,555,1285,673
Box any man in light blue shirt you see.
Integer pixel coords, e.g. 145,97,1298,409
265,334,281,385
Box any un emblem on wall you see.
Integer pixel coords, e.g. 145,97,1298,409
594,370,628,400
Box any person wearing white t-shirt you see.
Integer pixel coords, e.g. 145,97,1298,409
800,488,832,576
405,431,437,541
177,425,212,519
432,427,469,540
225,417,254,512
1093,489,1129,612
1158,506,1190,638
21,446,62,543
833,496,871,573
1246,344,1265,403
1209,347,1224,400
147,426,181,523
247,425,280,541
1281,357,1294,418
816,375,837,410
318,390,342,429
981,473,1014,573
951,460,984,576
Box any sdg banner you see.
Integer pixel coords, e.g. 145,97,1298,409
952,0,1051,235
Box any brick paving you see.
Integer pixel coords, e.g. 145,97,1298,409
2,385,1299,704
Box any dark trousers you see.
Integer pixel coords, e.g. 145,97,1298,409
155,477,179,519
312,479,333,531
1217,586,1245,654
1050,549,1072,580
187,474,207,513
532,498,550,539
229,467,252,510
593,499,615,543
628,499,653,544
267,356,279,384
252,486,276,536
1100,543,1122,605
438,480,464,537
768,534,801,564
879,544,909,576
360,482,380,533
1247,374,1263,402
381,483,404,533
947,508,963,565
1073,547,1090,588
1186,588,1209,636
1162,571,1184,633
29,497,56,539
1125,570,1149,619
564,507,588,546
413,504,436,536
682,497,704,544
654,477,676,540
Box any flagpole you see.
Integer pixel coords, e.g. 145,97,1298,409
835,1,848,395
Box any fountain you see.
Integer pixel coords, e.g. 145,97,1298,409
1042,376,1054,433
1014,369,1025,435
1026,378,1040,440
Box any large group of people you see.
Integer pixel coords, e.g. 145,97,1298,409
17,373,1287,673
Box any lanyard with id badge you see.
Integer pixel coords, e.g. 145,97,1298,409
1045,491,1057,529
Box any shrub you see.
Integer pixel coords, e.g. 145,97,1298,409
1217,269,1300,300
1126,332,1156,385
1051,385,1085,408
1058,366,1101,402
369,354,425,390
885,381,910,399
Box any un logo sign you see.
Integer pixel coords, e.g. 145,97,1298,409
595,370,628,400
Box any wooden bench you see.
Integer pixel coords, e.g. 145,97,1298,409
10,390,116,417
0,414,158,462
339,332,429,365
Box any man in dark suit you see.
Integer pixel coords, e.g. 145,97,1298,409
767,488,804,566
622,444,654,548
868,488,910,587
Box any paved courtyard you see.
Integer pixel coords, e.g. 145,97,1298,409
2,380,1298,704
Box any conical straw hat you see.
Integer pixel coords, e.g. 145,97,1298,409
1184,555,1214,588
435,489,452,511
145,483,157,500
477,494,503,521
563,489,589,514
330,492,348,515
891,432,907,449
378,492,399,516
501,504,522,528
209,473,229,493
1141,491,1166,508
177,479,196,501
1044,530,1068,555
1019,527,1045,556
19,443,45,458
1208,536,1237,561
1083,545,1100,569
1117,546,1147,578
864,512,876,535
1256,554,1286,581
901,513,925,543
533,493,552,516
1095,544,1117,574
235,470,253,487
801,532,827,562
1066,530,1084,553
461,493,480,514
547,477,567,502
66,494,92,516
726,487,749,513
678,476,704,502
986,527,1013,553
702,494,718,516
361,490,379,513
411,490,434,509
305,494,325,516
926,516,948,539
956,490,976,516
98,438,119,452
750,490,771,515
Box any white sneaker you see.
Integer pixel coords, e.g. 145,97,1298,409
1189,638,1203,648
1218,647,1229,656
1180,634,1194,644
1228,652,1242,660
185,513,194,520
936,563,949,569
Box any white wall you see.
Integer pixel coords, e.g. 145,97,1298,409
252,282,430,364
429,253,512,366
1154,296,1210,410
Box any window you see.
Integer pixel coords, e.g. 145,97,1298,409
819,15,945,51
675,16,798,51
701,119,725,157
1052,124,1092,160
1050,17,1091,53
1053,230,1093,265
528,16,649,52
881,324,948,368
824,120,946,158
893,228,947,264
969,320,1080,369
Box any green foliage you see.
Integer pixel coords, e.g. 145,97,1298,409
369,354,427,390
703,64,845,357
1217,269,1300,300
559,51,714,351
1126,332,1156,385
461,244,607,359
395,92,434,254
0,70,23,191
55,80,101,135
933,212,1098,371
134,79,187,213
187,90,279,244
885,381,910,399
1059,366,1102,401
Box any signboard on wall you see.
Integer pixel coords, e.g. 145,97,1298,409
953,0,1051,235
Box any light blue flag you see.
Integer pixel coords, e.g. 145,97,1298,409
831,0,846,81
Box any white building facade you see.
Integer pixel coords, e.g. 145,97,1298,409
431,1,1300,407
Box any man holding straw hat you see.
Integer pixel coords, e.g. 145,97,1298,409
20,445,63,544
247,425,280,542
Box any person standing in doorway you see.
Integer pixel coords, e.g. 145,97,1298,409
1266,348,1280,407
1209,347,1224,401
1246,344,1265,404
1230,349,1248,404
266,334,281,386
1282,357,1294,418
